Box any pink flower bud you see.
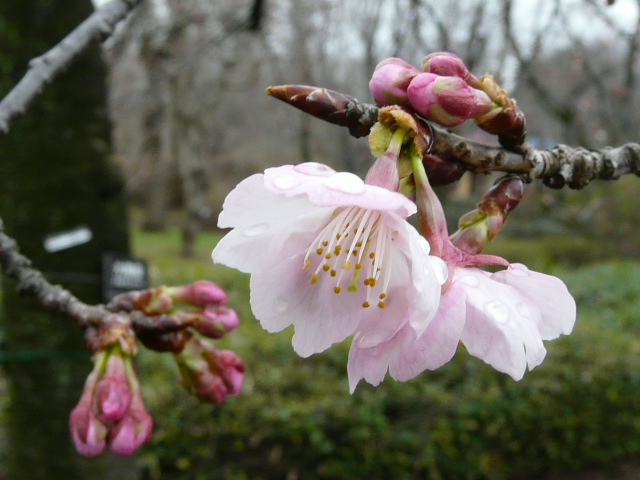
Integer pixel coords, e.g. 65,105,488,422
450,177,524,254
108,392,153,456
170,280,228,307
193,306,240,338
69,371,108,457
94,353,131,421
407,73,494,127
369,58,421,106
175,337,245,404
422,52,481,88
203,349,246,396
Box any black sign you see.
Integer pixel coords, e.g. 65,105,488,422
101,252,150,303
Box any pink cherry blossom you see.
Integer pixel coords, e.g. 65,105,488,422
347,158,576,391
212,162,447,361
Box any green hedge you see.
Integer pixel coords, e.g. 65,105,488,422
131,231,640,480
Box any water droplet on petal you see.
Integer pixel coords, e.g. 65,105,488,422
273,174,297,190
294,162,335,176
508,264,530,277
275,297,288,313
484,300,510,324
324,172,366,194
242,223,269,237
357,329,393,348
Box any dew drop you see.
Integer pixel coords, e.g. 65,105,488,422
484,300,510,324
508,264,530,277
357,329,393,348
294,162,335,176
273,174,297,190
324,172,366,194
275,297,288,313
242,223,269,236
516,302,531,318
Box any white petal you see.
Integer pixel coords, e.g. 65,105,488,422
250,254,367,356
213,176,334,273
491,263,576,339
457,268,546,380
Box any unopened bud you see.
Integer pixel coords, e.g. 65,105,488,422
108,391,153,456
369,58,421,106
69,370,108,457
450,176,524,253
422,52,481,88
168,280,227,307
193,305,240,339
175,337,245,405
407,73,493,127
95,353,131,421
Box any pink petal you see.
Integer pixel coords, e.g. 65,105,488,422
491,263,576,340
347,288,466,392
457,268,546,380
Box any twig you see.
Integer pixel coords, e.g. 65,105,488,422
0,0,144,134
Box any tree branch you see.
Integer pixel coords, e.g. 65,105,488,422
0,0,144,134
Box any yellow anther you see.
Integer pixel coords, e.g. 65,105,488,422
334,286,341,294
352,250,359,256
334,245,342,255
369,252,375,259
311,273,319,284
330,269,337,277
378,301,386,309
325,253,333,259
322,240,329,247
356,241,363,247
379,293,387,299
316,248,324,255
364,278,370,286
367,278,377,287
362,301,371,308
355,263,362,270
303,259,311,270
323,264,331,272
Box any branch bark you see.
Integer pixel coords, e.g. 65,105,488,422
0,0,144,134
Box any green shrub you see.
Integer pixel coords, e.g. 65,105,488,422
132,228,640,480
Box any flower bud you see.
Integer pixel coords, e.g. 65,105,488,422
450,176,524,253
175,336,245,404
168,280,227,307
108,391,153,456
203,348,245,396
369,58,421,106
69,371,108,457
193,305,240,339
422,52,481,88
94,352,131,421
407,73,493,127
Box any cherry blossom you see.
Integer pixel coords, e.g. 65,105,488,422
212,162,447,359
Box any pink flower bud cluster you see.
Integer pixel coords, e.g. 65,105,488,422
69,348,153,457
370,53,494,127
110,281,241,343
174,336,246,405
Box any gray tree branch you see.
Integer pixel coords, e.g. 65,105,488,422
0,0,144,134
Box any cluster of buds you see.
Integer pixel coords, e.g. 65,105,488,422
369,52,526,149
69,346,153,457
108,280,240,351
108,280,245,403
174,335,245,405
70,281,245,457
